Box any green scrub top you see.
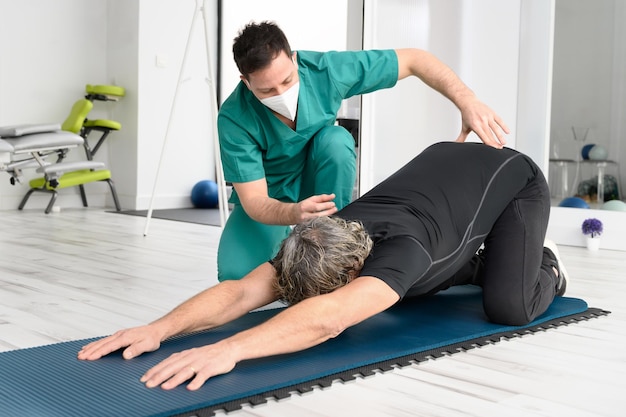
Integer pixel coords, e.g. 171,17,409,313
217,49,399,205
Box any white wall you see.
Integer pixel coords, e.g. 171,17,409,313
515,0,555,172
219,0,349,104
359,0,626,251
551,0,615,159
0,0,215,211
546,0,626,251
611,0,626,193
106,0,140,208
0,0,349,212
0,0,218,212
105,0,218,211
132,0,216,210
0,0,110,210
2,1,624,250
360,0,521,192
550,0,625,191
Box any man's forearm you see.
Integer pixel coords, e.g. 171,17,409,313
149,282,244,340
219,295,346,364
152,267,278,341
234,179,338,226
242,195,298,225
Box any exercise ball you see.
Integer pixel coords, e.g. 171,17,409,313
581,144,595,160
588,145,608,161
602,200,626,212
191,180,219,208
558,196,590,209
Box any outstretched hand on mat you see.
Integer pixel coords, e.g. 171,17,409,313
78,329,234,390
78,325,163,361
140,344,236,391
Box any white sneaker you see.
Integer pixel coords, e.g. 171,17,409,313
543,238,569,296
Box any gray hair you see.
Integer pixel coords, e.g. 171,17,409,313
272,216,373,305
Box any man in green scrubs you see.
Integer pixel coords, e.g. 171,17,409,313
217,21,509,281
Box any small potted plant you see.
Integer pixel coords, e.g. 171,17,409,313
581,218,603,251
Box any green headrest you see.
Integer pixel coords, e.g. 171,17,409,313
85,84,126,99
61,99,93,134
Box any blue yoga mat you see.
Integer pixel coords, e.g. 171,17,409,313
0,286,604,417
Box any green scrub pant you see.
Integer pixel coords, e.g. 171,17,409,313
217,125,357,281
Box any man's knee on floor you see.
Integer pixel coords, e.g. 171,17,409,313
310,125,356,163
484,295,533,326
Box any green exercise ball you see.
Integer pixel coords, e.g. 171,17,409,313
601,200,626,212
588,145,608,160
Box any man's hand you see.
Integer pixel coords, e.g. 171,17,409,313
292,193,338,223
455,96,510,149
77,325,163,361
234,180,338,225
140,343,237,391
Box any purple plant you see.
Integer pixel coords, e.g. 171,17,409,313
581,218,603,238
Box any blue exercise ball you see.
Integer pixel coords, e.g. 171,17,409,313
558,196,590,209
581,144,595,160
602,199,626,212
191,180,219,208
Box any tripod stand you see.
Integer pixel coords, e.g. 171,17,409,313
144,0,229,235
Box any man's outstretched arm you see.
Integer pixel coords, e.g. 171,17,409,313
139,276,400,391
77,263,278,361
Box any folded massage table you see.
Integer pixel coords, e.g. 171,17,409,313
0,123,120,213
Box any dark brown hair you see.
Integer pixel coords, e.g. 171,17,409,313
232,21,292,78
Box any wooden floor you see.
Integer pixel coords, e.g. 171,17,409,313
0,208,624,417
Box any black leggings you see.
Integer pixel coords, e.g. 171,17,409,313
442,169,555,325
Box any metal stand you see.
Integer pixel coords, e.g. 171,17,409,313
144,0,229,236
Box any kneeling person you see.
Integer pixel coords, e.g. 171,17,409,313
78,142,567,391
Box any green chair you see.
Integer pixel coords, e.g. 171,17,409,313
18,85,125,214
81,84,125,160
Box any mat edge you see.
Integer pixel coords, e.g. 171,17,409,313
172,307,611,417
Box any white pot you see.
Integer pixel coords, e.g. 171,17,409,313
586,237,601,251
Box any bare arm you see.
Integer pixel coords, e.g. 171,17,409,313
395,48,510,148
77,263,279,361
140,276,400,390
234,178,338,225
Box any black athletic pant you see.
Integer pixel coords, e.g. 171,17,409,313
438,168,556,325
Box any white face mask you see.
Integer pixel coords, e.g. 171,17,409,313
260,82,300,121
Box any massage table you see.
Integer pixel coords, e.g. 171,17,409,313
0,124,120,213
0,85,124,213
